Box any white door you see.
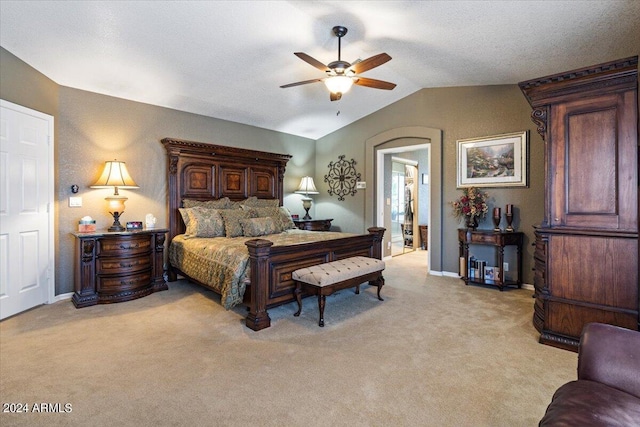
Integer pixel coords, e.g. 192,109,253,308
0,100,54,320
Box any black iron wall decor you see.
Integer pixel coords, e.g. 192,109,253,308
324,154,361,201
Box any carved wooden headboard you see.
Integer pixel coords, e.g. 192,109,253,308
162,138,292,244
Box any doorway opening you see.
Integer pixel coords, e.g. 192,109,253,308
391,158,418,256
376,144,430,264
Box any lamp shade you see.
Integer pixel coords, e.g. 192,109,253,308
90,160,139,195
295,176,319,195
324,76,354,94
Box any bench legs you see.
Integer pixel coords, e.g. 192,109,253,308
318,295,326,327
293,283,303,317
293,274,384,327
293,283,328,327
371,277,384,301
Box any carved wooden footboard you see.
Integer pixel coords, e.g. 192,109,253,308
245,227,384,330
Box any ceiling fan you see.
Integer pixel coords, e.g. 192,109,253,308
281,26,396,101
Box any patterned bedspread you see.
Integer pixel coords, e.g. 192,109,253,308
168,229,356,309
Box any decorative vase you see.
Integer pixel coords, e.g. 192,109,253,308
465,216,478,230
505,213,514,232
493,207,501,232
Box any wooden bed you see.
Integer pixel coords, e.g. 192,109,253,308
162,138,385,330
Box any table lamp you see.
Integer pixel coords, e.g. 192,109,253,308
90,160,139,231
295,176,319,220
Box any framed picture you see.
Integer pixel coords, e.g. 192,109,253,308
484,266,495,281
457,131,528,188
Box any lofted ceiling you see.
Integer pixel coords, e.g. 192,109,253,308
1,1,639,140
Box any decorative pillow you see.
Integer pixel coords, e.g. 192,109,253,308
184,207,225,237
183,198,231,209
279,207,296,230
220,209,251,237
242,196,279,208
178,208,191,228
240,217,279,237
241,206,283,231
242,206,295,231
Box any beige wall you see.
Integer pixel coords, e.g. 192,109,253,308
316,86,544,283
0,48,59,116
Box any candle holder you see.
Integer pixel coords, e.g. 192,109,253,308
493,208,501,232
505,213,514,232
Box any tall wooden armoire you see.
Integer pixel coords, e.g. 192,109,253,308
519,56,639,351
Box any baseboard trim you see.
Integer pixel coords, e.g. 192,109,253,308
53,292,73,303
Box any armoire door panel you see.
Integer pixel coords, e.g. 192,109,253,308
567,108,617,214
548,235,638,309
549,92,637,231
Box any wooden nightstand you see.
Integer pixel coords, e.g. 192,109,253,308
71,229,168,308
293,218,333,232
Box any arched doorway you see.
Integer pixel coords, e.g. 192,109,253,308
364,127,443,275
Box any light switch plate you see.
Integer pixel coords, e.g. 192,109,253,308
356,181,366,189
69,197,82,207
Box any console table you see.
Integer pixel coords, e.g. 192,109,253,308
293,218,333,232
458,229,524,291
72,229,168,307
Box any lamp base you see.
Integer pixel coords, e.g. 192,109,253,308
109,211,125,232
301,197,312,220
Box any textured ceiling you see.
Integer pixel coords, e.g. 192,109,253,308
1,1,639,140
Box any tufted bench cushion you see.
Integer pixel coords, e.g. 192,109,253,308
292,256,385,287
292,256,385,327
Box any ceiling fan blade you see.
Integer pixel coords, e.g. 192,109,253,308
348,53,391,74
330,92,342,101
294,52,330,72
280,78,324,88
354,77,396,90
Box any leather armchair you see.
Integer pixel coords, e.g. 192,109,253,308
539,323,640,426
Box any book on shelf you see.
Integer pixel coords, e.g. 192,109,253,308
468,257,489,280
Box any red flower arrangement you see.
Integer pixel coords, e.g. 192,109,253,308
451,187,489,228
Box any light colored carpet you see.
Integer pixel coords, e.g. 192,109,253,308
0,251,576,426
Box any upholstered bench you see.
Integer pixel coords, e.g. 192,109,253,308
292,256,385,327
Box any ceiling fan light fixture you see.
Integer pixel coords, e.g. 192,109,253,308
324,75,353,94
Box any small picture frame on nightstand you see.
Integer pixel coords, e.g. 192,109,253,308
126,221,143,230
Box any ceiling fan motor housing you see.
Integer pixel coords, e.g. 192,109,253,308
332,26,348,38
328,60,351,74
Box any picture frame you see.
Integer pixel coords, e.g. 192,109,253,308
484,266,495,281
457,131,528,188
126,221,143,230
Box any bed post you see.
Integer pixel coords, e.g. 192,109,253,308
368,227,386,260
245,238,274,331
